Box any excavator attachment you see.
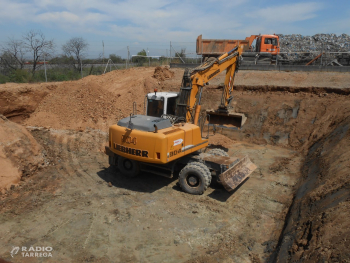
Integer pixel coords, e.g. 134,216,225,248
206,109,247,129
199,153,257,192
219,155,257,192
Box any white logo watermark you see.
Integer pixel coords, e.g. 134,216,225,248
10,247,20,258
10,246,53,258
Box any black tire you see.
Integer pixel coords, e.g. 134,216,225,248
190,162,212,179
207,148,229,157
109,155,117,166
179,163,211,195
118,157,140,177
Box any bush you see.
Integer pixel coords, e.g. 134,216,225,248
0,74,9,84
8,69,31,83
0,64,125,84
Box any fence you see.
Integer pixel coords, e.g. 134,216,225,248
1,39,350,82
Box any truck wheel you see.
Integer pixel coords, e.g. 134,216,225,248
118,157,140,177
179,163,211,195
207,148,229,157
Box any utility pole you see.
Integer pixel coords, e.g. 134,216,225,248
170,41,171,63
102,41,105,63
127,46,129,69
147,48,150,67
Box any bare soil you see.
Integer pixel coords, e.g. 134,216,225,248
0,67,349,262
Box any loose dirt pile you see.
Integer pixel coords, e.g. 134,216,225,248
0,68,162,131
208,133,236,149
153,66,174,81
24,69,160,130
0,115,44,192
25,83,124,131
0,83,52,123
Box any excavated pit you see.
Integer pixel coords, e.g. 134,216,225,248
0,68,349,262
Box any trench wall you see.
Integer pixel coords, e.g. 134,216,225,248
273,118,350,262
201,87,350,262
202,87,350,153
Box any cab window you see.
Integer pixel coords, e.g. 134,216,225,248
147,99,164,117
166,97,177,115
264,38,278,46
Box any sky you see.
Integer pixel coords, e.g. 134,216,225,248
0,0,349,59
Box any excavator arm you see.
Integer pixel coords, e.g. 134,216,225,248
176,45,245,127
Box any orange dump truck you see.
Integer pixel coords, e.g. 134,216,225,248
196,34,280,58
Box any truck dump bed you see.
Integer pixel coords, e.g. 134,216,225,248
196,34,251,56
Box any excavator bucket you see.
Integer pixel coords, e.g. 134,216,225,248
206,109,247,129
219,155,257,192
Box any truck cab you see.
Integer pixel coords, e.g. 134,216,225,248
255,34,279,55
146,91,179,117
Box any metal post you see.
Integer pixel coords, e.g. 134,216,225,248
127,46,129,69
170,41,171,63
102,41,105,63
171,46,185,63
81,60,83,78
147,48,150,67
44,54,47,82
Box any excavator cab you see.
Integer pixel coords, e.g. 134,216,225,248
146,91,179,117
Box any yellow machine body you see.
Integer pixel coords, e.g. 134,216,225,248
105,46,257,195
109,123,208,165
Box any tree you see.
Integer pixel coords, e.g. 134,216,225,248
62,37,88,72
49,55,72,67
0,38,26,72
109,54,123,63
23,30,55,75
133,49,147,65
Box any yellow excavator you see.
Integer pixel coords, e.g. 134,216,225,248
105,45,256,195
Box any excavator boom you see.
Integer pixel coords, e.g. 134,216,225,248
176,45,246,128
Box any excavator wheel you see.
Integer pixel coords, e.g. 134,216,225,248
190,162,212,179
207,148,229,157
118,157,140,177
179,162,211,195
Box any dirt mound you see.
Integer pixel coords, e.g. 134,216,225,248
0,115,44,192
153,66,174,81
0,84,53,123
22,68,159,130
208,133,236,149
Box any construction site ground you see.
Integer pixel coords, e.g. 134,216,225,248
0,67,349,262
